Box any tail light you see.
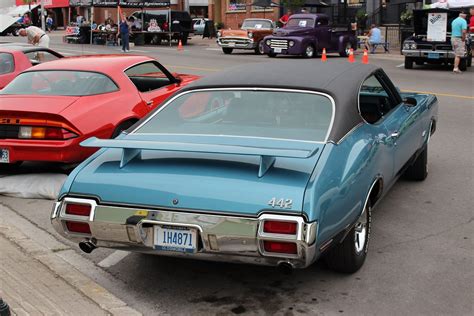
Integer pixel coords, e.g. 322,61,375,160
18,126,78,140
65,221,91,234
263,241,297,254
263,220,297,235
65,203,91,217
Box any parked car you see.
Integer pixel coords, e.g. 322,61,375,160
217,18,275,54
193,18,209,35
0,55,199,169
0,45,64,89
50,61,438,273
263,13,357,58
402,8,472,70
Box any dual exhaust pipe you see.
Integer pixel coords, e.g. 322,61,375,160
79,240,97,254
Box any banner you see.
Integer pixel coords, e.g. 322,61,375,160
427,12,447,42
69,0,93,6
93,0,119,7
118,0,170,8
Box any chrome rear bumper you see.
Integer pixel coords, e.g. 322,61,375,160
51,197,318,268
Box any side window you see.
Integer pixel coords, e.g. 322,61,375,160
24,51,61,65
359,75,398,124
125,62,172,93
317,18,328,26
0,53,14,74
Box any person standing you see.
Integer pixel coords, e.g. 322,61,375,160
469,7,474,33
279,9,292,27
117,15,130,53
19,26,50,48
46,15,53,32
451,11,468,73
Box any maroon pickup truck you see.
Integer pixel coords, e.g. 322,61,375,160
262,13,357,58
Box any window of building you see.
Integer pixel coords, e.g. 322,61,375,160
227,0,247,12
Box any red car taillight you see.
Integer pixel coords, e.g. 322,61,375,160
65,221,91,234
65,203,91,217
263,221,297,235
263,241,297,254
18,126,78,140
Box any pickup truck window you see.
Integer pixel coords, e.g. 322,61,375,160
287,18,314,28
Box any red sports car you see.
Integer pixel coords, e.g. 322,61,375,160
0,55,200,168
0,45,64,89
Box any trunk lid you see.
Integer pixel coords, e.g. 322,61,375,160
68,134,325,216
0,95,81,115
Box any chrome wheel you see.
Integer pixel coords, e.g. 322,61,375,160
305,45,314,58
345,43,352,56
258,41,264,54
354,206,368,255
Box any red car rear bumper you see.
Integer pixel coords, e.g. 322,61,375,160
0,138,97,164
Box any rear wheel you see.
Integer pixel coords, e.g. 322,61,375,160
404,57,414,69
404,145,428,181
302,44,315,58
222,47,233,54
324,202,372,273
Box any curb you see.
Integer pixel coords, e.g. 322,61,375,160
0,206,141,316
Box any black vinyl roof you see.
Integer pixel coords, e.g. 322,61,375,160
180,60,381,142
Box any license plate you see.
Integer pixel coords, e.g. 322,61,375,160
0,148,9,163
274,48,282,53
154,225,197,253
228,42,235,47
428,52,439,59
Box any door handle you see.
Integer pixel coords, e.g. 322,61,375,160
390,132,400,139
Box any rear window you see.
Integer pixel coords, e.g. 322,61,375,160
0,70,118,96
135,89,334,142
287,18,314,28
0,53,14,75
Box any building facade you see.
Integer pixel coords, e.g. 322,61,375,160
209,0,280,29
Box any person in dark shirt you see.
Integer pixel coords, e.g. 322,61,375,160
117,14,130,53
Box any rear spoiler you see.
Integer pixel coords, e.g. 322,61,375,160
81,137,319,178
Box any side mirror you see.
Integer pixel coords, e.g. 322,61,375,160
174,76,182,85
403,97,417,107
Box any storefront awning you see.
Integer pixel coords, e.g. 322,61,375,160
15,0,70,9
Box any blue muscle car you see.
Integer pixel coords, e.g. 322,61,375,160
51,61,438,273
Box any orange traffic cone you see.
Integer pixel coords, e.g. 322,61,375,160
348,48,355,63
362,49,369,64
321,48,327,62
178,40,183,51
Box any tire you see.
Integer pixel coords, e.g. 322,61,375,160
254,41,264,55
267,52,277,58
302,44,315,58
112,120,137,138
459,58,467,71
222,47,233,54
0,161,22,172
415,61,424,66
324,202,372,273
180,34,188,45
404,57,413,69
339,42,352,57
404,145,428,181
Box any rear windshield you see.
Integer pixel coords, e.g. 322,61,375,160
287,18,314,28
135,89,334,142
0,70,118,96
0,53,14,75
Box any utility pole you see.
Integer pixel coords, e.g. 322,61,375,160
184,0,190,12
40,0,45,31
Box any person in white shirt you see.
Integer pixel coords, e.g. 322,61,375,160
19,26,50,48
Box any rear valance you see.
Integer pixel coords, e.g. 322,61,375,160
81,137,319,177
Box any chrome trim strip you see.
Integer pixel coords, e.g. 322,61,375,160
336,122,363,145
129,87,336,144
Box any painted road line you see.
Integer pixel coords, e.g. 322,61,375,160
396,63,405,68
97,250,130,268
206,48,222,51
167,65,221,72
402,90,474,100
129,49,147,53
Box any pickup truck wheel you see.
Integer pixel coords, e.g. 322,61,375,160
267,52,277,58
339,42,352,57
324,202,371,273
222,48,233,54
404,145,428,181
303,44,315,58
459,58,467,71
404,57,414,69
255,41,264,55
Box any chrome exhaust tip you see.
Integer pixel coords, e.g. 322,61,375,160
278,262,294,275
79,240,96,254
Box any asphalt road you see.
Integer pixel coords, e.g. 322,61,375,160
1,33,473,315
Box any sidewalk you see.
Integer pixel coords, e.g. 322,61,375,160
0,205,141,316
